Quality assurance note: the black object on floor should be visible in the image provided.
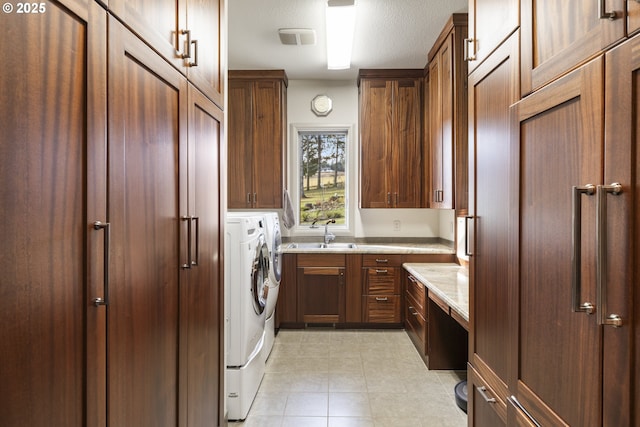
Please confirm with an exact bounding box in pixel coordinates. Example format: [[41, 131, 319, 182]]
[[455, 380, 467, 413]]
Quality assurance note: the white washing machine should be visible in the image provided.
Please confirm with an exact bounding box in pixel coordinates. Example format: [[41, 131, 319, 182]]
[[225, 215, 270, 421], [228, 212, 282, 359], [260, 212, 282, 359]]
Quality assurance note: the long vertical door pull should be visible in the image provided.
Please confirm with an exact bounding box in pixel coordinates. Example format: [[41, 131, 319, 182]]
[[596, 183, 623, 327], [93, 221, 110, 307], [571, 184, 595, 314]]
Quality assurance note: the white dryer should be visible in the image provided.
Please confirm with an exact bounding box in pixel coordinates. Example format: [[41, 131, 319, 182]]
[[259, 212, 282, 358], [225, 215, 270, 421]]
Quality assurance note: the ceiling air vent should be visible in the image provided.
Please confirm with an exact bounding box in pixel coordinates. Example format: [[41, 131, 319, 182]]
[[278, 28, 317, 46]]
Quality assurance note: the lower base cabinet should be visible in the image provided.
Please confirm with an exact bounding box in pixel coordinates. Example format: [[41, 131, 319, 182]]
[[297, 254, 346, 324], [468, 364, 507, 426]]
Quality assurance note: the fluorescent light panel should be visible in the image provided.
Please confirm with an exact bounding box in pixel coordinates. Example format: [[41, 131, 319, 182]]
[[326, 0, 355, 70]]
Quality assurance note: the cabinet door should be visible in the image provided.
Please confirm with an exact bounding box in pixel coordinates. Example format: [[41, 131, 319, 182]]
[[183, 84, 224, 427], [227, 79, 254, 208], [0, 2, 105, 425], [630, 1, 640, 35], [521, 0, 625, 95], [430, 36, 454, 208], [360, 79, 392, 208], [468, 365, 507, 426], [467, 0, 518, 74], [252, 80, 284, 209], [602, 36, 636, 427], [297, 267, 345, 324], [468, 32, 519, 409], [109, 0, 185, 72], [393, 78, 422, 207], [186, 0, 223, 107], [510, 58, 604, 426], [108, 17, 187, 426]]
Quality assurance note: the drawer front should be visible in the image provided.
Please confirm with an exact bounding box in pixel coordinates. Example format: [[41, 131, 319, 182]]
[[297, 253, 345, 267], [362, 254, 402, 267], [365, 267, 400, 294], [405, 298, 426, 353], [364, 295, 401, 323], [468, 364, 507, 425], [405, 274, 425, 312]]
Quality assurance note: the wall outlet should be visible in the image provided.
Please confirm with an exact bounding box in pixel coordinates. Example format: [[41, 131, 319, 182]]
[[393, 220, 401, 231]]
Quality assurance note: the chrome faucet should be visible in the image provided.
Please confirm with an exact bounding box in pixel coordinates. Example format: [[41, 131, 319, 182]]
[[324, 219, 336, 245]]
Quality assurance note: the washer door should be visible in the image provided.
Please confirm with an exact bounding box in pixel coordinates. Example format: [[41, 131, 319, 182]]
[[251, 239, 270, 315]]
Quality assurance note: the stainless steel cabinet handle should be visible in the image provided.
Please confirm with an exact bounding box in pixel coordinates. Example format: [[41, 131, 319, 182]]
[[375, 297, 389, 302], [598, 0, 616, 20], [408, 306, 418, 316], [375, 258, 389, 263], [395, 192, 398, 205], [387, 192, 391, 205], [463, 38, 476, 61], [192, 216, 200, 266], [181, 216, 192, 269], [188, 39, 199, 67], [408, 275, 417, 283], [179, 29, 192, 59], [375, 269, 388, 274], [477, 386, 496, 403], [509, 396, 542, 427], [92, 221, 110, 307], [596, 183, 623, 327], [247, 192, 251, 205], [464, 215, 473, 256], [571, 184, 595, 314]]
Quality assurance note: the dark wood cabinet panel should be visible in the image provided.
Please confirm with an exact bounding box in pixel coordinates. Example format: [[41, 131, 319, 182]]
[[428, 14, 468, 210], [183, 84, 224, 427], [521, 0, 626, 95], [468, 365, 507, 426], [276, 253, 300, 327], [108, 18, 186, 426], [109, 0, 223, 106], [467, 32, 519, 417], [0, 2, 106, 425], [467, 0, 518, 74], [228, 71, 286, 209], [359, 71, 423, 208]]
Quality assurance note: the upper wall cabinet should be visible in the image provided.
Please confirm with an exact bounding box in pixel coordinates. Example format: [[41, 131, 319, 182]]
[[359, 70, 423, 208], [228, 70, 287, 209], [466, 0, 519, 74], [428, 14, 468, 210], [521, 0, 625, 95], [109, 0, 224, 107]]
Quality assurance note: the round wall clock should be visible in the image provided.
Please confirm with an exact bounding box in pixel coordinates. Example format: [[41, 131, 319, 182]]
[[311, 94, 333, 116]]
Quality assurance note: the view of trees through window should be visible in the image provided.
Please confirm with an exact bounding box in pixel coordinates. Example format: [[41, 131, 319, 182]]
[[298, 131, 347, 225]]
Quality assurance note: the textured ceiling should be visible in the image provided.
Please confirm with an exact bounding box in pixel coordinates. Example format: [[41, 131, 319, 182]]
[[228, 0, 469, 81]]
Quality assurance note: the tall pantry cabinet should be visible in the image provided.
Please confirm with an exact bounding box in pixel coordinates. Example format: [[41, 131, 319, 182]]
[[0, 1, 226, 426]]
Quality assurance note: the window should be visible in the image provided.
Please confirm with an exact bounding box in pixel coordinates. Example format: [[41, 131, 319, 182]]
[[296, 128, 349, 227]]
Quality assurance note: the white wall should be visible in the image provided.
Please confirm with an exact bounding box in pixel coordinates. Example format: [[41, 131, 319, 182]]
[[284, 79, 454, 240]]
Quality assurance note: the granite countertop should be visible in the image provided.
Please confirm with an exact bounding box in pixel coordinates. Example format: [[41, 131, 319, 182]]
[[281, 241, 455, 255], [403, 263, 469, 321]]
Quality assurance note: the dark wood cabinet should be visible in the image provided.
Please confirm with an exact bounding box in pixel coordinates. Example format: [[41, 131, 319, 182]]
[[362, 255, 402, 323], [0, 3, 224, 425], [520, 0, 626, 95], [468, 364, 507, 426], [509, 51, 634, 425], [427, 14, 468, 210], [467, 31, 519, 425], [297, 254, 346, 324], [466, 0, 518, 74], [228, 70, 287, 209], [109, 0, 223, 106], [404, 273, 427, 356], [358, 70, 423, 208], [0, 2, 106, 425]]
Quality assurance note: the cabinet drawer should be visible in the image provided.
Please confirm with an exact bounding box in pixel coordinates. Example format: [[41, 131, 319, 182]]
[[468, 364, 507, 425], [363, 295, 401, 323], [405, 298, 426, 354], [362, 254, 402, 267], [405, 274, 425, 312], [364, 267, 400, 294]]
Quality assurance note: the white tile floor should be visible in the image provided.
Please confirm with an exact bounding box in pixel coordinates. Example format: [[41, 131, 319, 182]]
[[229, 329, 467, 427]]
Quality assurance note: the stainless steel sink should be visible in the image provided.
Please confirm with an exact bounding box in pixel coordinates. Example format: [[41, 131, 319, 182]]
[[287, 242, 357, 249]]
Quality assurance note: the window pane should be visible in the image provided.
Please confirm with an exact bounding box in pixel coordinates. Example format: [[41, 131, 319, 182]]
[[299, 131, 347, 226]]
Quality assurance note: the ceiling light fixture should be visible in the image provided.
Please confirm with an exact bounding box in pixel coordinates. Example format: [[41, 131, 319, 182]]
[[326, 0, 356, 70]]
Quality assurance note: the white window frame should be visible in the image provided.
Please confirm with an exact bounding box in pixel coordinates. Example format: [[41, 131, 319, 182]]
[[289, 123, 355, 236]]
